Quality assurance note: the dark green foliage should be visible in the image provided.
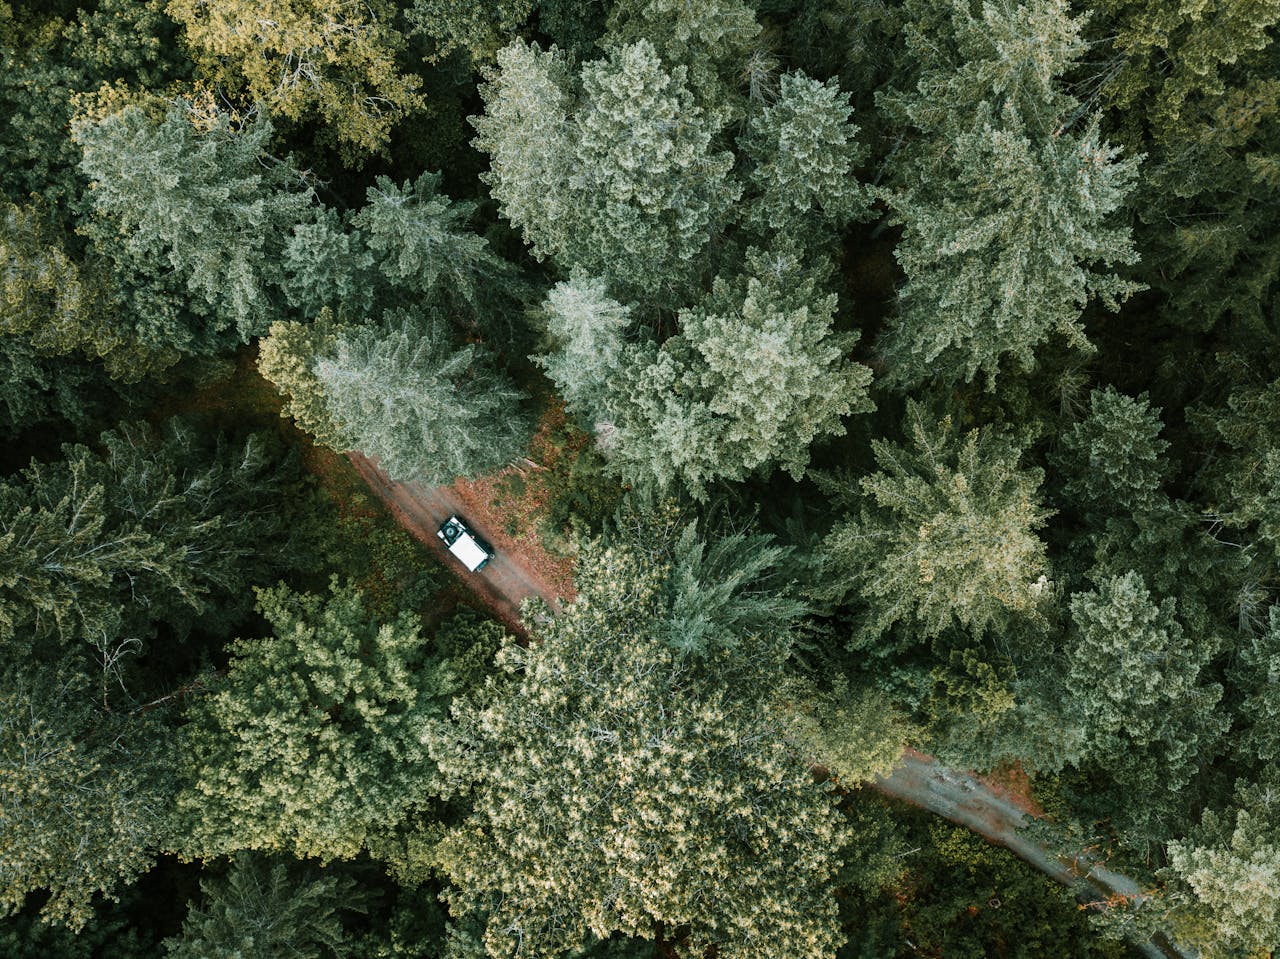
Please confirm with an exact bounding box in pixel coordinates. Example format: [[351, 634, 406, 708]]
[[164, 854, 368, 959], [0, 660, 176, 928], [0, 420, 318, 650]]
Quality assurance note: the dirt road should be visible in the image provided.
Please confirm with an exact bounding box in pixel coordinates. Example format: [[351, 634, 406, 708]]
[[347, 453, 564, 636], [349, 452, 1191, 959]]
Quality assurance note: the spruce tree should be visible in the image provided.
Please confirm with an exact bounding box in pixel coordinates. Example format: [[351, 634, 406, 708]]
[[178, 581, 451, 862], [314, 310, 529, 483], [818, 402, 1052, 646], [878, 0, 1141, 387]]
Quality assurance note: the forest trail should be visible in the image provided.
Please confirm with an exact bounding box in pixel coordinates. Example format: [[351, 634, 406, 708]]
[[350, 454, 1192, 959], [346, 453, 566, 636]]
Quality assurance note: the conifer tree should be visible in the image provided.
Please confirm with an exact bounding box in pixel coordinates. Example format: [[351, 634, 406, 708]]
[[818, 402, 1052, 646], [429, 540, 848, 959], [257, 312, 352, 450], [178, 581, 451, 862], [533, 270, 632, 413], [0, 662, 176, 928], [164, 854, 366, 959], [406, 0, 534, 63], [166, 0, 423, 159], [474, 39, 739, 307], [602, 248, 873, 496], [879, 0, 1141, 387], [314, 310, 529, 483], [73, 102, 315, 357], [739, 72, 870, 239]]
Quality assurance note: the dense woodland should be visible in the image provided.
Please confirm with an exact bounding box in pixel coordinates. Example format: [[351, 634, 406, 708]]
[[2, 0, 1279, 956]]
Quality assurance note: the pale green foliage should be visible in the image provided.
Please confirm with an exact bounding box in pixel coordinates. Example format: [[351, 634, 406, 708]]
[[406, 0, 534, 62], [474, 39, 739, 307], [740, 72, 870, 237], [430, 540, 848, 958], [602, 0, 762, 97], [73, 103, 315, 352], [605, 248, 873, 496], [1066, 571, 1220, 751], [879, 0, 1141, 386], [164, 854, 366, 959], [314, 310, 529, 482], [1057, 387, 1170, 517], [0, 663, 175, 929], [352, 171, 519, 315], [179, 581, 450, 862], [280, 209, 374, 317], [776, 676, 911, 785], [883, 110, 1141, 386], [1230, 606, 1280, 764], [257, 312, 351, 450], [167, 0, 423, 159], [1162, 770, 1280, 958], [819, 402, 1052, 645], [533, 270, 631, 412]]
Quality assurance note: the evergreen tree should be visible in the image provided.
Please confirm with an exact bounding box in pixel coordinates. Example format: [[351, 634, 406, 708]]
[[818, 402, 1052, 646], [879, 0, 1141, 387], [0, 661, 175, 928], [739, 72, 870, 240], [533, 270, 632, 414], [406, 0, 535, 63], [166, 0, 423, 159], [314, 310, 529, 483], [602, 248, 873, 496], [474, 39, 739, 307], [73, 102, 315, 359], [257, 312, 352, 450], [164, 854, 366, 959], [0, 421, 314, 648], [178, 581, 451, 862], [1161, 769, 1280, 958], [429, 539, 848, 959], [351, 171, 524, 327]]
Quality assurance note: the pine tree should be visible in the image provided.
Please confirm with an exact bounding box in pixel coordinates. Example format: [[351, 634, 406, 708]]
[[428, 539, 848, 959], [603, 247, 873, 496], [739, 72, 871, 239], [878, 0, 1141, 387], [818, 402, 1052, 646], [533, 269, 632, 413], [257, 312, 352, 450], [0, 661, 175, 928], [166, 0, 424, 159], [1161, 769, 1280, 957], [164, 854, 366, 959], [178, 581, 452, 862], [314, 310, 529, 483], [73, 101, 316, 357], [405, 0, 534, 63], [473, 39, 739, 308]]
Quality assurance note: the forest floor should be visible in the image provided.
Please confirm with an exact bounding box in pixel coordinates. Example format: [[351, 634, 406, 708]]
[[345, 452, 570, 637]]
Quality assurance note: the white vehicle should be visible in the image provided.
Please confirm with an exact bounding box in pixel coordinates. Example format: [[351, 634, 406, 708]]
[[436, 515, 494, 572]]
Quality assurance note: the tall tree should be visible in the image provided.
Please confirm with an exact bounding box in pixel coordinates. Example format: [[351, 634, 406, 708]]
[[166, 0, 423, 159], [73, 102, 316, 359], [878, 0, 1141, 387], [164, 854, 366, 959], [178, 581, 451, 862], [429, 538, 849, 959], [532, 270, 632, 414], [0, 661, 176, 928], [0, 421, 314, 648], [596, 247, 873, 496], [818, 402, 1052, 647], [314, 310, 530, 483], [473, 39, 739, 308]]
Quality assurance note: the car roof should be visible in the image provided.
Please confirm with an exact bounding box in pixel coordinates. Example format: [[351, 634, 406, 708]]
[[447, 530, 490, 571]]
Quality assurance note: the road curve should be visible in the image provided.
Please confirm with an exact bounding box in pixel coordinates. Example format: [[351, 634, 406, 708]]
[[349, 452, 1192, 959]]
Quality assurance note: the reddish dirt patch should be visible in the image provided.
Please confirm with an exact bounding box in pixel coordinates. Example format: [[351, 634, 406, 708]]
[[975, 761, 1047, 819]]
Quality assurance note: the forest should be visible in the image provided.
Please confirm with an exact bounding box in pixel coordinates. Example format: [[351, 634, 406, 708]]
[[1, 0, 1278, 957]]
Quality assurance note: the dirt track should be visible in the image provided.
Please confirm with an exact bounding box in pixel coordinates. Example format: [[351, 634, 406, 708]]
[[347, 453, 564, 636], [349, 452, 1191, 959]]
